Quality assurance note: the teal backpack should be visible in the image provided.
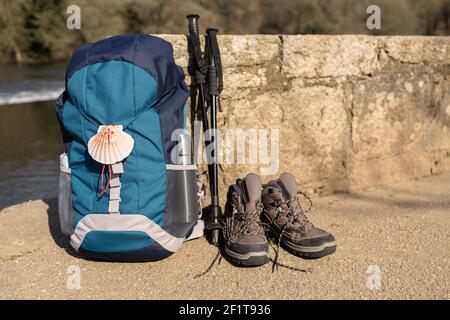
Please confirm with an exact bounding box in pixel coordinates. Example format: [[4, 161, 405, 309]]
[[55, 34, 202, 261]]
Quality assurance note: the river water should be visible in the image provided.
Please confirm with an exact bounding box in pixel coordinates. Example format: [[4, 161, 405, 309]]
[[0, 63, 66, 209]]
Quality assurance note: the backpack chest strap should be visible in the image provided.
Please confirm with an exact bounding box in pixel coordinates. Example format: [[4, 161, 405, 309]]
[[108, 162, 124, 214]]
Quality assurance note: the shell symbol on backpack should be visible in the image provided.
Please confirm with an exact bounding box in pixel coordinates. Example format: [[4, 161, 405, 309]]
[[87, 125, 134, 165]]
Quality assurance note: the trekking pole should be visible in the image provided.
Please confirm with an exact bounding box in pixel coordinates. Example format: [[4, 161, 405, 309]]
[[186, 14, 213, 183], [186, 14, 209, 135], [205, 28, 223, 245], [187, 14, 221, 244]]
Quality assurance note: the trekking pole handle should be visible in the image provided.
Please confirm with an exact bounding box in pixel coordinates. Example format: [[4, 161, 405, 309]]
[[186, 14, 207, 75], [186, 14, 200, 38]]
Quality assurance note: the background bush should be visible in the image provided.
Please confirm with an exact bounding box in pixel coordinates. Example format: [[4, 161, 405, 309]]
[[0, 0, 449, 63]]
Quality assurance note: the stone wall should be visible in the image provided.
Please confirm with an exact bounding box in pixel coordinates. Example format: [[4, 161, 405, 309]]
[[160, 35, 450, 200]]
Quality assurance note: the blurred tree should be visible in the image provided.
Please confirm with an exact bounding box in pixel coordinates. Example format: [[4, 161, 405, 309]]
[[121, 2, 145, 33], [259, 0, 332, 34], [0, 0, 81, 62], [202, 0, 262, 33], [71, 0, 126, 41], [0, 0, 448, 63], [0, 1, 23, 62], [17, 0, 75, 61], [414, 0, 450, 35]]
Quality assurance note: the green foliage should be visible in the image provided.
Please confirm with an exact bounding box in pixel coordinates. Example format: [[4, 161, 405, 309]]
[[0, 0, 81, 62], [18, 0, 64, 57], [0, 0, 448, 63], [0, 1, 23, 61], [121, 2, 145, 33]]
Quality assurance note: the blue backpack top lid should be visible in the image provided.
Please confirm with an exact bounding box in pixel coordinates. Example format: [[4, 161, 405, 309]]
[[66, 34, 185, 98]]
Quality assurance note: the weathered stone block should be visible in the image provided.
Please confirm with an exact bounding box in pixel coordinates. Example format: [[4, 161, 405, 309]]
[[379, 36, 450, 66], [219, 35, 280, 67], [348, 70, 450, 188], [282, 35, 379, 78], [279, 84, 348, 191], [351, 71, 440, 160]]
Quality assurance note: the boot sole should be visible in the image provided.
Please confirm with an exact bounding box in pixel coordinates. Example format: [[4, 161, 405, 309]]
[[224, 247, 269, 267], [281, 239, 337, 259], [266, 223, 337, 259]]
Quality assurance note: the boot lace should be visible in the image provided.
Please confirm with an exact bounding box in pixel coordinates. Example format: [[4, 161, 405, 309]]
[[224, 195, 264, 242], [266, 191, 314, 272]]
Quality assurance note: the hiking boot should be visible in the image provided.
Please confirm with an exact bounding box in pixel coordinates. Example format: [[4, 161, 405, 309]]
[[261, 172, 336, 259], [223, 173, 269, 266]]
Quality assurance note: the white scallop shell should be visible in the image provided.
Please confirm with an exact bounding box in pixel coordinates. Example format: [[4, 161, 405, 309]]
[[87, 125, 134, 165]]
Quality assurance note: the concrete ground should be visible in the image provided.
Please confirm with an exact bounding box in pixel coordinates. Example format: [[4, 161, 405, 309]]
[[0, 174, 449, 300]]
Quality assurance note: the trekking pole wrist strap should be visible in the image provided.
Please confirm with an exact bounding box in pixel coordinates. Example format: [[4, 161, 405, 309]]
[[205, 28, 223, 97]]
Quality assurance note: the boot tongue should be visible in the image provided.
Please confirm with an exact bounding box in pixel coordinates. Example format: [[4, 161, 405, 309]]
[[277, 172, 298, 200], [243, 173, 262, 213], [243, 173, 262, 202]]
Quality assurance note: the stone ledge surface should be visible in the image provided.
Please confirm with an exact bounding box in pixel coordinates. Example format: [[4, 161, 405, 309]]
[[1, 173, 448, 299]]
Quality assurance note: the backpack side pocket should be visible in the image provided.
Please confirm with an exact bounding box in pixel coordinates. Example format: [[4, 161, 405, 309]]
[[164, 164, 200, 238], [58, 153, 74, 236]]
